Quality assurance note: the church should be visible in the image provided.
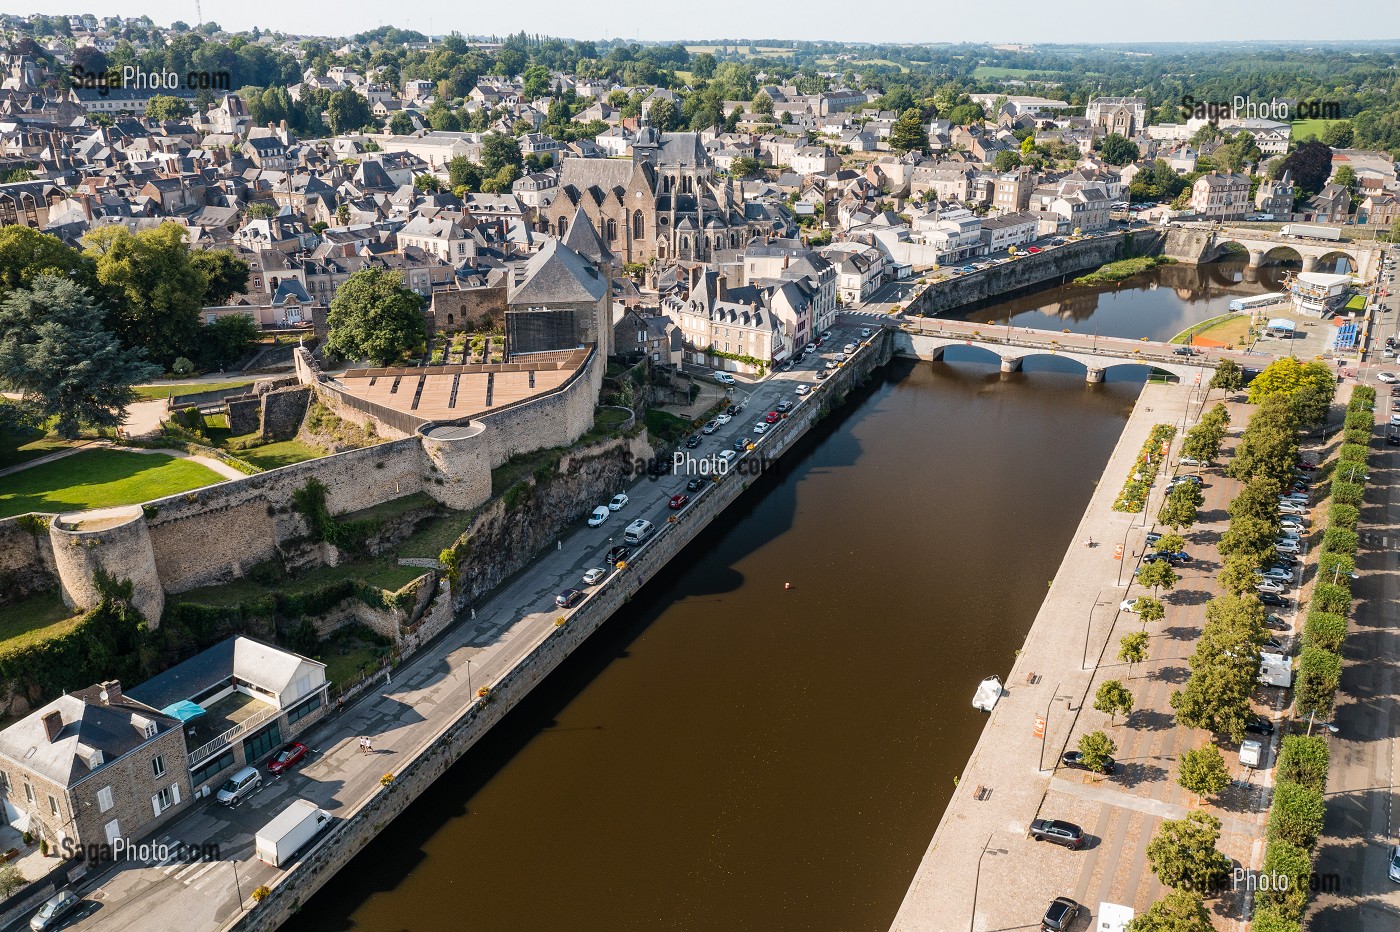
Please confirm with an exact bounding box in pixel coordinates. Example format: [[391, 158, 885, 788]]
[[541, 129, 785, 266]]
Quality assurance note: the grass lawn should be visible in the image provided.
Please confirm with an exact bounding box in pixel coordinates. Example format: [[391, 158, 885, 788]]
[[0, 590, 85, 657], [173, 557, 427, 609], [133, 380, 254, 401], [1182, 313, 1254, 348], [235, 439, 327, 470], [397, 511, 475, 560], [973, 65, 1040, 79], [645, 408, 693, 444], [0, 449, 225, 518], [322, 643, 385, 687], [1292, 119, 1347, 141], [0, 429, 74, 470]]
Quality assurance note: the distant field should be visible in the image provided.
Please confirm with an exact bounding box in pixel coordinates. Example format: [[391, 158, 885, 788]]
[[816, 57, 908, 72], [0, 449, 224, 518], [973, 65, 1038, 79], [684, 45, 793, 58], [1291, 118, 1347, 141]]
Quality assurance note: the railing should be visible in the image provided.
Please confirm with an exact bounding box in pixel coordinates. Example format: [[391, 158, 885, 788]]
[[187, 704, 280, 765], [897, 318, 1263, 367]]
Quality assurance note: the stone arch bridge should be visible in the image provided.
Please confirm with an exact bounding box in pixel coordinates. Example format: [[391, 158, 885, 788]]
[[1165, 224, 1382, 278]]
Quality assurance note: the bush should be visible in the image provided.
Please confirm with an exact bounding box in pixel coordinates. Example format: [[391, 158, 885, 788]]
[[1330, 480, 1364, 506], [1343, 409, 1373, 431], [1257, 840, 1311, 919], [1328, 502, 1359, 530], [1277, 734, 1330, 792], [1316, 551, 1356, 587], [171, 356, 195, 375], [1295, 647, 1342, 719], [1302, 611, 1347, 653], [1311, 581, 1352, 615], [1350, 385, 1376, 406], [1267, 781, 1325, 849], [1251, 905, 1302, 932], [1342, 427, 1372, 446], [1337, 442, 1369, 464], [1321, 526, 1358, 556]]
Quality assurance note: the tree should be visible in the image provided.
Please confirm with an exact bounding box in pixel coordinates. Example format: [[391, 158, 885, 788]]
[[1135, 596, 1165, 624], [1119, 631, 1149, 677], [198, 315, 258, 370], [1126, 889, 1214, 932], [1077, 730, 1116, 773], [1322, 121, 1354, 149], [84, 222, 207, 366], [1145, 811, 1230, 893], [1268, 781, 1325, 849], [388, 111, 414, 135], [1295, 646, 1342, 719], [1177, 744, 1230, 798], [145, 94, 191, 122], [0, 862, 22, 900], [1099, 133, 1139, 166], [647, 97, 679, 132], [190, 249, 250, 306], [413, 173, 441, 192], [692, 52, 717, 80], [1181, 420, 1224, 464], [1277, 734, 1329, 792], [0, 226, 98, 296], [1153, 533, 1186, 555], [448, 156, 482, 194], [325, 268, 426, 365], [1218, 553, 1263, 596], [326, 88, 372, 135], [1094, 679, 1134, 723], [1281, 141, 1332, 196], [1136, 558, 1179, 597], [993, 150, 1021, 172], [730, 156, 765, 178], [889, 108, 928, 155], [750, 92, 774, 116], [1158, 481, 1201, 529], [1209, 358, 1244, 396], [1258, 840, 1311, 918], [0, 275, 160, 439], [480, 132, 522, 175]]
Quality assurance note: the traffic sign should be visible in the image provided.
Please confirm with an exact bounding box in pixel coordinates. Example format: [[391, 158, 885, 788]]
[[1113, 544, 1124, 561], [1033, 717, 1046, 738]]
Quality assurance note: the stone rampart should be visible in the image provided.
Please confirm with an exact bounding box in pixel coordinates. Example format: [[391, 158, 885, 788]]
[[48, 507, 163, 623], [0, 518, 57, 605]]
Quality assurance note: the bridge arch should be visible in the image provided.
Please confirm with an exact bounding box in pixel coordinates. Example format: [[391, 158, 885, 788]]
[[1311, 250, 1357, 275], [1260, 244, 1303, 267]]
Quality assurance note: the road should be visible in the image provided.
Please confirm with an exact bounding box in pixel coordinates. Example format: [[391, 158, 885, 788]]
[[47, 324, 871, 932], [1307, 247, 1400, 928]]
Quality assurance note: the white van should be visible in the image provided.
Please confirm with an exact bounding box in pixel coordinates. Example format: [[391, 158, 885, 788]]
[[623, 519, 654, 544], [843, 343, 857, 354]]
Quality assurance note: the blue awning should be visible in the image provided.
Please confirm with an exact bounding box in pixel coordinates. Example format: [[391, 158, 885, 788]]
[[161, 700, 207, 723], [1266, 318, 1295, 331]]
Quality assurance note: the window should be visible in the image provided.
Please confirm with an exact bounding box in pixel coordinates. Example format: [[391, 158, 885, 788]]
[[97, 786, 114, 813], [244, 722, 283, 762], [151, 755, 165, 779], [152, 786, 173, 815], [190, 751, 236, 787], [285, 693, 322, 727], [24, 782, 33, 805], [48, 795, 59, 817]]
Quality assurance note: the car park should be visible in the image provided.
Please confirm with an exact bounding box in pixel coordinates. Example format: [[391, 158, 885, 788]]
[[556, 588, 584, 608], [582, 567, 607, 585], [1028, 819, 1085, 849], [588, 506, 610, 527], [609, 494, 629, 511], [668, 494, 689, 510], [702, 420, 719, 434], [1062, 750, 1117, 774], [268, 742, 308, 775], [1041, 897, 1080, 932], [606, 545, 630, 565]]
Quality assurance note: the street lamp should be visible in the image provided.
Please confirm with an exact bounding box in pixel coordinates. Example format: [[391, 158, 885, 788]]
[[231, 861, 246, 911], [1084, 588, 1108, 671], [466, 657, 473, 698], [969, 835, 1008, 932]]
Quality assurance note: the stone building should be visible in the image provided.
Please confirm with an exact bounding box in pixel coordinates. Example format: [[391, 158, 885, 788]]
[[541, 129, 784, 265], [0, 681, 192, 856], [1086, 97, 1146, 137], [1190, 171, 1251, 221]]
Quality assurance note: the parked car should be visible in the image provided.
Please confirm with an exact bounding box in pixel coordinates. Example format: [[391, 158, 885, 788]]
[[1170, 474, 1203, 487], [1278, 502, 1307, 515], [582, 567, 607, 585], [1041, 897, 1081, 932], [1245, 716, 1276, 736], [668, 494, 689, 510], [734, 437, 750, 451], [1120, 598, 1144, 613], [718, 449, 738, 466], [609, 494, 629, 511], [1179, 456, 1203, 466], [716, 413, 732, 425], [1389, 431, 1400, 447], [1381, 372, 1399, 384], [1062, 750, 1117, 774], [1262, 567, 1297, 583], [1274, 540, 1301, 554], [1389, 843, 1400, 883], [765, 411, 781, 424], [775, 401, 793, 414], [1028, 819, 1085, 849], [29, 891, 80, 932], [687, 477, 705, 492], [752, 422, 768, 434], [217, 766, 263, 805], [702, 420, 719, 435], [268, 742, 308, 775], [685, 434, 702, 449], [588, 506, 610, 527], [1264, 614, 1290, 631], [556, 588, 583, 608], [605, 545, 630, 565], [1145, 532, 1162, 546], [804, 342, 817, 353], [714, 372, 735, 384], [816, 369, 828, 379], [1259, 592, 1290, 607], [1256, 579, 1288, 595], [795, 384, 810, 395], [861, 328, 873, 337]]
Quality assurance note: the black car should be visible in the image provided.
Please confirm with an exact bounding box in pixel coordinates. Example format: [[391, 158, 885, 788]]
[[1245, 716, 1276, 736], [1170, 474, 1203, 487], [686, 476, 705, 492], [1062, 750, 1116, 774], [649, 457, 673, 476], [1258, 592, 1289, 608], [775, 401, 793, 414], [1041, 897, 1080, 932], [555, 588, 583, 608], [727, 405, 739, 416], [1028, 819, 1084, 849], [734, 437, 749, 451], [684, 435, 702, 449], [1388, 431, 1400, 446], [1272, 553, 1299, 567], [605, 545, 630, 565], [1263, 614, 1290, 632]]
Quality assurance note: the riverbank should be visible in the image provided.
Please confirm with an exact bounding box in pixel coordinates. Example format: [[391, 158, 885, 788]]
[[889, 378, 1200, 932], [1072, 255, 1175, 286]]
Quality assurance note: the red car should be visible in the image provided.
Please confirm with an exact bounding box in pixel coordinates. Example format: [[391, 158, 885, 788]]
[[268, 742, 308, 775], [764, 411, 781, 424], [1027, 246, 1043, 253], [668, 494, 689, 509]]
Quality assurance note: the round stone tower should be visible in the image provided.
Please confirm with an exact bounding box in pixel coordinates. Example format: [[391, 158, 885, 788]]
[[48, 506, 165, 626]]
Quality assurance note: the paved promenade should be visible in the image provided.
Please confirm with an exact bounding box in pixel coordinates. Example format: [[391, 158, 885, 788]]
[[889, 379, 1204, 932]]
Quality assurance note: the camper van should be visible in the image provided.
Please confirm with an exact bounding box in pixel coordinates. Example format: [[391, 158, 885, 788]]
[[623, 519, 654, 544]]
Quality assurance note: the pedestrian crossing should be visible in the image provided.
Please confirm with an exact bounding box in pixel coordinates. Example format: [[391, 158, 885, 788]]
[[143, 836, 234, 891]]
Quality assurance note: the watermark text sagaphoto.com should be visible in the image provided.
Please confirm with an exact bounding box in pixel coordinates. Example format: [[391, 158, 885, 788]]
[[70, 65, 231, 97], [60, 836, 220, 864], [1180, 95, 1340, 123]]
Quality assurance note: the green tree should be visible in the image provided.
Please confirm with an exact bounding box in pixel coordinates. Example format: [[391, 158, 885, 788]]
[[1126, 890, 1213, 932], [1322, 121, 1354, 149], [1158, 481, 1201, 529], [1136, 597, 1165, 624], [1119, 631, 1149, 677], [889, 108, 928, 155], [1295, 647, 1342, 719], [1218, 553, 1262, 596], [0, 275, 160, 439], [1209, 359, 1244, 396], [1153, 533, 1186, 555], [448, 156, 482, 193], [480, 132, 523, 175], [730, 156, 765, 178], [1094, 679, 1134, 723], [145, 94, 191, 121], [993, 150, 1021, 172], [1177, 744, 1230, 798], [1098, 133, 1139, 166], [1136, 558, 1179, 597], [84, 222, 208, 365], [190, 249, 250, 306], [1258, 840, 1311, 918], [647, 97, 679, 131], [388, 111, 414, 135], [1077, 730, 1117, 772], [1145, 811, 1230, 893], [413, 173, 441, 192], [0, 226, 99, 296], [1268, 781, 1325, 849], [1181, 420, 1224, 464], [198, 315, 258, 370], [326, 88, 373, 135], [325, 268, 426, 366], [1276, 734, 1329, 792], [750, 92, 774, 116]]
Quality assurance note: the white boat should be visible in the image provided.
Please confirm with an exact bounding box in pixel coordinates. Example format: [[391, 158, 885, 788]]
[[972, 676, 1003, 712]]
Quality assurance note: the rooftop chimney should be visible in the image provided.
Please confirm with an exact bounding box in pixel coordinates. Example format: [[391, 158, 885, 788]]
[[99, 680, 121, 704], [42, 710, 63, 743]]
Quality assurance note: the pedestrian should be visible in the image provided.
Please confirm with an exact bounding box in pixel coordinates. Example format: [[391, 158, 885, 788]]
[[385, 668, 391, 686], [364, 737, 374, 754], [336, 695, 344, 715], [557, 540, 562, 552], [358, 737, 367, 754], [470, 607, 476, 621]]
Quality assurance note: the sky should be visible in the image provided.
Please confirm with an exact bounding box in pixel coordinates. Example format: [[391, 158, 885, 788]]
[[19, 0, 1400, 45]]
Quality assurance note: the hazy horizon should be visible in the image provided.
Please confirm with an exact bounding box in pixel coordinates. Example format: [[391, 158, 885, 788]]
[[15, 1, 1400, 46]]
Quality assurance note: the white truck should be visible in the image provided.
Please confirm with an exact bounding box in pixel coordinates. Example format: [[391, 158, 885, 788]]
[[1281, 223, 1343, 241], [255, 798, 331, 867]]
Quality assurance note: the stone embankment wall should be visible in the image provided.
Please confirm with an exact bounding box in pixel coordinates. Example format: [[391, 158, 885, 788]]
[[908, 230, 1164, 317], [0, 520, 56, 605], [219, 329, 895, 932]]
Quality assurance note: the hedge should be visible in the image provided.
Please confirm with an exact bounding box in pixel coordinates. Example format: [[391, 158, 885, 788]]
[[1337, 442, 1369, 464], [1277, 734, 1330, 792], [1258, 840, 1311, 919], [1328, 502, 1359, 530], [1321, 526, 1358, 556], [1343, 409, 1373, 431], [1251, 907, 1302, 932], [1302, 611, 1347, 653], [1349, 385, 1376, 407], [1316, 551, 1356, 586], [1295, 647, 1342, 719], [1330, 480, 1364, 506], [1342, 427, 1372, 446], [1311, 581, 1352, 615], [1267, 781, 1326, 849]]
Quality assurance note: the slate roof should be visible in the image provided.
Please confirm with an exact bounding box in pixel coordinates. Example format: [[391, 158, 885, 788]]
[[510, 238, 608, 305], [0, 690, 175, 788]]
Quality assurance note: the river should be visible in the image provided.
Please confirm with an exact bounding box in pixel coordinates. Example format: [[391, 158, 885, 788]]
[[300, 262, 1272, 932]]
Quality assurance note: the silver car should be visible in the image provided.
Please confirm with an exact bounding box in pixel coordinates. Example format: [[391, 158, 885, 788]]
[[30, 891, 80, 931], [1389, 844, 1400, 883]]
